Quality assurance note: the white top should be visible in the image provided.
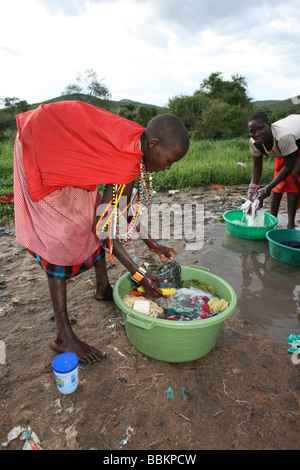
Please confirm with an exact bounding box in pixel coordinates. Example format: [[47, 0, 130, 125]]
[[250, 114, 300, 158]]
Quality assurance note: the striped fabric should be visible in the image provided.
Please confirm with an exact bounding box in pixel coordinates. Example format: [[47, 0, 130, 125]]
[[28, 246, 105, 280]]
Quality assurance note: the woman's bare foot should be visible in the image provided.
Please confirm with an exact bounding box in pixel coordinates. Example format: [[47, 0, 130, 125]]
[[50, 331, 107, 364], [47, 277, 107, 364], [95, 283, 113, 301]]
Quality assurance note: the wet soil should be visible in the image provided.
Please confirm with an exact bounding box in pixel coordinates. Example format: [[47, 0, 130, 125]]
[[0, 184, 299, 451]]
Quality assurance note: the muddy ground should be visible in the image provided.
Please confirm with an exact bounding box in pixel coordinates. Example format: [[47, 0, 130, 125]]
[[0, 184, 299, 452]]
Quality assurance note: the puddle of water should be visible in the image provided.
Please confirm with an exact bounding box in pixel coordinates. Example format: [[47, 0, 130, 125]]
[[176, 224, 300, 344]]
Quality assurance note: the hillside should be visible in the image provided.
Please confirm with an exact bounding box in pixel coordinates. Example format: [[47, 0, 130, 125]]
[[253, 96, 300, 120], [1, 92, 300, 138], [29, 93, 162, 115], [0, 94, 162, 134], [37, 94, 300, 116]]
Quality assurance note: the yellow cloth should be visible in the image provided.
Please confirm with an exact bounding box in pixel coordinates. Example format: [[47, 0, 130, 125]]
[[208, 298, 229, 313], [137, 286, 176, 296]]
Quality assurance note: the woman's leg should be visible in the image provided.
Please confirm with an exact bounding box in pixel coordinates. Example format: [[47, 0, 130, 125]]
[[287, 192, 298, 229], [270, 191, 283, 218], [290, 155, 300, 229], [48, 277, 107, 363], [94, 257, 113, 301]]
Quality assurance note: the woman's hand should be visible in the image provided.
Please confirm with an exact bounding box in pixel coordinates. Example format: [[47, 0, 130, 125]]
[[137, 223, 177, 261], [148, 241, 177, 261], [139, 272, 164, 298], [257, 186, 271, 200]]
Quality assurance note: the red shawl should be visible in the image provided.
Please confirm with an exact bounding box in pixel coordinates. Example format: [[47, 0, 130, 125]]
[[16, 101, 145, 201]]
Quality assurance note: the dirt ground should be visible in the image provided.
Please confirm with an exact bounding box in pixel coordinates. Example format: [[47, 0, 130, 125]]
[[0, 184, 299, 452]]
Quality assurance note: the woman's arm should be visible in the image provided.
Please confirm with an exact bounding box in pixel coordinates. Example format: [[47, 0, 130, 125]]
[[258, 151, 298, 199], [251, 153, 263, 185], [99, 184, 163, 298], [248, 154, 263, 201], [112, 182, 177, 260]]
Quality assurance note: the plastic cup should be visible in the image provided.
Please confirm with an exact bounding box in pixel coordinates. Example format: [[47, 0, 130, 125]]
[[52, 353, 79, 394]]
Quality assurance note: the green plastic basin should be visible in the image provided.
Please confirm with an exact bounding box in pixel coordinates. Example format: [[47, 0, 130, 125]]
[[113, 265, 237, 363], [223, 209, 278, 240], [266, 229, 300, 266]]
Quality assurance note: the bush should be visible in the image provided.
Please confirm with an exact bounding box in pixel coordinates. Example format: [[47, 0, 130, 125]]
[[195, 100, 250, 139]]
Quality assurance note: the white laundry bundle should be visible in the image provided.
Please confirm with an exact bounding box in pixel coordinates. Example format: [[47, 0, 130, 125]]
[[241, 199, 265, 227]]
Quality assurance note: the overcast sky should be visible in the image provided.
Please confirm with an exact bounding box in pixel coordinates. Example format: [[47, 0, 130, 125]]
[[1, 0, 300, 107]]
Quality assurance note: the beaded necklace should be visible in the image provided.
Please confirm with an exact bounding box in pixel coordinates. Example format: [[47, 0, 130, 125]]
[[116, 189, 142, 247], [96, 160, 154, 261], [138, 160, 154, 207], [96, 184, 126, 261]]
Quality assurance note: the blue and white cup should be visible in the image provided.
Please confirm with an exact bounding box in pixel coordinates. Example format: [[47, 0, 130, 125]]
[[52, 353, 79, 394]]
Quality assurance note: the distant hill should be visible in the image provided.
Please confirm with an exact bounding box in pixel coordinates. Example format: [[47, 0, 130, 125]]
[[1, 92, 300, 137], [0, 94, 162, 134], [253, 97, 300, 121], [30, 93, 162, 115]]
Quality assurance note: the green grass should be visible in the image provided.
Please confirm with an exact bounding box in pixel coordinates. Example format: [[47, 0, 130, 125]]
[[153, 137, 275, 190], [0, 138, 15, 220], [0, 136, 275, 220]]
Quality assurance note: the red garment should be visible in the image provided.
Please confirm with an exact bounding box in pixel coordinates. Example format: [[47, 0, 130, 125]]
[[273, 149, 300, 209], [16, 101, 145, 202], [14, 135, 103, 265]]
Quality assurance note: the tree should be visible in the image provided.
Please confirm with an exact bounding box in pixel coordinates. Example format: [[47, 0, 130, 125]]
[[0, 97, 29, 114], [1, 97, 19, 109], [118, 103, 136, 122], [135, 105, 159, 127], [0, 98, 29, 136], [200, 72, 252, 108], [62, 69, 111, 100], [166, 72, 254, 139], [62, 83, 83, 98], [88, 80, 110, 100], [118, 103, 160, 126], [0, 97, 28, 112], [196, 100, 250, 139], [167, 92, 210, 132]]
